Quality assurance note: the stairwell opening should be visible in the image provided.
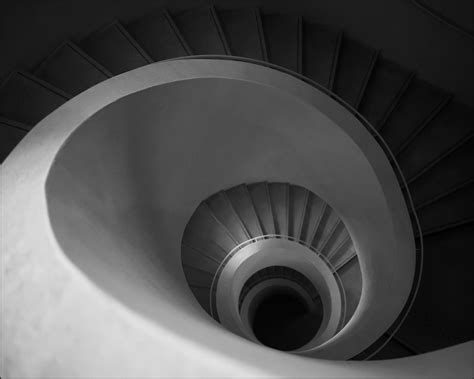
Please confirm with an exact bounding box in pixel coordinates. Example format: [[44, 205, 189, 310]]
[[241, 266, 324, 351]]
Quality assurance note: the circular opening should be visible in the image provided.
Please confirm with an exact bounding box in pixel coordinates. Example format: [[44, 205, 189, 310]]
[[251, 286, 322, 351]]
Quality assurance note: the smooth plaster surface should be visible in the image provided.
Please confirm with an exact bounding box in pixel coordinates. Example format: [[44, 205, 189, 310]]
[[2, 59, 472, 377]]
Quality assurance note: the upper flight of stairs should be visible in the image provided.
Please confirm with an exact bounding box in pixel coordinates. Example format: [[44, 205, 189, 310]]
[[0, 5, 472, 360]]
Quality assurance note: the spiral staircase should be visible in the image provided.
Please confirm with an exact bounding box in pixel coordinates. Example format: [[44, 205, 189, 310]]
[[1, 3, 473, 377]]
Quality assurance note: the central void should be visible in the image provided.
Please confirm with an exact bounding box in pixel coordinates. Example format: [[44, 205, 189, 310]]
[[252, 287, 322, 351]]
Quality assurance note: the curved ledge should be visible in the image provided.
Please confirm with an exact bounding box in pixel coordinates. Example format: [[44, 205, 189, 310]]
[[0, 58, 437, 375]]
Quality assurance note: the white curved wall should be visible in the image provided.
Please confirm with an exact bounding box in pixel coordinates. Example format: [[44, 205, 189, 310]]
[[2, 59, 472, 377]]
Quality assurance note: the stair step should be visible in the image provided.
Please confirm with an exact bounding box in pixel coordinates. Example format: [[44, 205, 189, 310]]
[[0, 117, 28, 162], [247, 182, 275, 235], [268, 183, 289, 236], [218, 8, 266, 60], [127, 10, 190, 61], [398, 101, 474, 182], [330, 240, 356, 270], [312, 207, 340, 251], [369, 336, 416, 359], [207, 192, 250, 243], [358, 58, 412, 128], [409, 138, 474, 208], [173, 7, 229, 55], [181, 245, 220, 274], [188, 286, 212, 314], [396, 222, 474, 353], [183, 203, 238, 254], [0, 71, 70, 125], [337, 256, 362, 324], [300, 194, 325, 245], [380, 78, 448, 153], [321, 223, 349, 258], [225, 185, 263, 238], [288, 185, 309, 239], [303, 22, 341, 89], [417, 183, 474, 234], [80, 21, 153, 75], [33, 41, 112, 96], [333, 37, 378, 108], [261, 14, 301, 73], [183, 265, 214, 288]]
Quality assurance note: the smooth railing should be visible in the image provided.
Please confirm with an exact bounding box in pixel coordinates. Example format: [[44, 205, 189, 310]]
[[168, 55, 423, 359], [207, 234, 347, 338]]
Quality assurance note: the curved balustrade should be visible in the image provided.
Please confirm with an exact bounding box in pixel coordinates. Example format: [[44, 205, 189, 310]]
[[168, 55, 423, 359], [208, 234, 347, 335]]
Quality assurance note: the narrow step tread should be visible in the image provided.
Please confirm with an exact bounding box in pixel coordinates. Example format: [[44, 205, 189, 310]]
[[300, 194, 325, 245], [333, 37, 378, 108], [207, 192, 250, 243], [268, 182, 289, 235], [303, 22, 342, 89], [247, 182, 276, 235], [337, 256, 362, 324], [127, 10, 191, 61], [312, 207, 340, 251], [80, 21, 153, 75], [225, 184, 263, 238], [262, 14, 301, 73], [288, 185, 309, 239], [0, 71, 70, 125], [218, 8, 266, 60], [34, 41, 112, 95], [173, 7, 230, 55], [183, 203, 238, 253]]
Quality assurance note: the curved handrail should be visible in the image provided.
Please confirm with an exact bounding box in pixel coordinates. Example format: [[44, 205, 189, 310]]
[[168, 55, 423, 359], [207, 234, 347, 341]]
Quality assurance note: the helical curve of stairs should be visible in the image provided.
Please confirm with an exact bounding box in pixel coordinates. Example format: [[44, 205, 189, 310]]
[[1, 4, 473, 378]]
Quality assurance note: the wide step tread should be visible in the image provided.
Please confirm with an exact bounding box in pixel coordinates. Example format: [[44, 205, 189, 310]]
[[417, 183, 474, 234], [409, 137, 474, 208], [127, 10, 190, 61], [34, 41, 111, 96], [380, 79, 448, 153], [395, 223, 474, 352], [0, 117, 28, 162], [262, 14, 301, 72], [0, 71, 70, 125], [173, 7, 229, 55], [333, 37, 377, 108], [359, 58, 412, 129], [398, 101, 474, 182], [303, 22, 341, 89], [218, 8, 266, 60], [80, 21, 152, 75]]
